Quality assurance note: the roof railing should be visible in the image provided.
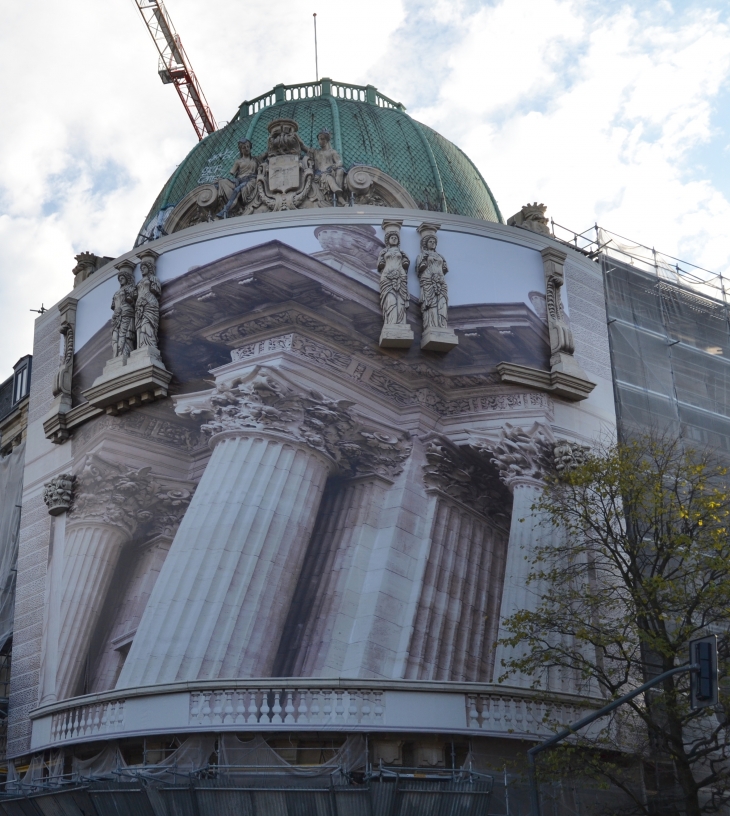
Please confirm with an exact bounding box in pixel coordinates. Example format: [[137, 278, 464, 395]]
[[239, 79, 406, 118], [551, 219, 727, 300]]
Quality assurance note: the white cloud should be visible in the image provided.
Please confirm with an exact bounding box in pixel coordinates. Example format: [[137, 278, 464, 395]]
[[1, 0, 730, 379], [411, 2, 730, 270]]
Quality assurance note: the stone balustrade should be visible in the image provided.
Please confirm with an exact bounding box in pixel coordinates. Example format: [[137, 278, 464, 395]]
[[189, 688, 385, 728], [50, 700, 125, 743], [29, 681, 597, 752]]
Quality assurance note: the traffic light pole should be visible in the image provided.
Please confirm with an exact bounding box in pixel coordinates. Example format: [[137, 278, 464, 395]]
[[527, 663, 699, 816]]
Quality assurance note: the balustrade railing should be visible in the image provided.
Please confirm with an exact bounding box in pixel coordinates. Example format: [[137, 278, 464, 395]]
[[35, 683, 595, 749], [50, 699, 125, 743], [467, 692, 585, 736], [240, 79, 405, 117], [189, 687, 384, 727]]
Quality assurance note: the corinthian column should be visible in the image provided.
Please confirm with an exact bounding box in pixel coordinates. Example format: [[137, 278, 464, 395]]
[[117, 367, 409, 687], [54, 457, 161, 700], [474, 423, 553, 688]]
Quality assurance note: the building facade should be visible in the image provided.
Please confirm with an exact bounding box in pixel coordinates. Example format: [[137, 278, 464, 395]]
[[0, 80, 633, 814]]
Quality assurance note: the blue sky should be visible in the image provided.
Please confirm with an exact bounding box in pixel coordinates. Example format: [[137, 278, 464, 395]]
[[1, 0, 729, 378]]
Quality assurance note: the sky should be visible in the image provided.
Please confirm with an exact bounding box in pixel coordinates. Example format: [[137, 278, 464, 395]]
[[1, 0, 730, 379]]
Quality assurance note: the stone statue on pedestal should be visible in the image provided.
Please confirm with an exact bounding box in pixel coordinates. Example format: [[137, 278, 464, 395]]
[[136, 250, 163, 355], [377, 220, 413, 348], [416, 223, 458, 352], [111, 261, 137, 361]]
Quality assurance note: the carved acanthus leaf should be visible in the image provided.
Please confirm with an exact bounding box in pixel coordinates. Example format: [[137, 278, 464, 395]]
[[554, 439, 590, 475], [186, 370, 411, 478], [423, 440, 510, 523], [149, 487, 194, 539], [69, 454, 194, 538], [43, 474, 75, 516], [472, 422, 554, 487]]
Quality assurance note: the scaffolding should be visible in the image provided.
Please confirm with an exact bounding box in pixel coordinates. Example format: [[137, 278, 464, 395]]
[[550, 221, 730, 453]]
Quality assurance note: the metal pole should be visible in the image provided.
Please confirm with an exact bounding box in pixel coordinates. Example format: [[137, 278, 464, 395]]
[[528, 663, 697, 816], [313, 13, 319, 82]]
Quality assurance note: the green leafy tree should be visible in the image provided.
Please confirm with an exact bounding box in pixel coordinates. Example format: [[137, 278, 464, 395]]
[[500, 434, 730, 815]]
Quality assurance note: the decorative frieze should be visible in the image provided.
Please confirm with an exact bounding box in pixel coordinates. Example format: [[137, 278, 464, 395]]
[[220, 323, 552, 418], [417, 223, 458, 352], [43, 474, 75, 516]]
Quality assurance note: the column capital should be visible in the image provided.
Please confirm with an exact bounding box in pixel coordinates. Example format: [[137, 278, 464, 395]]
[[175, 367, 412, 479], [68, 453, 193, 539], [554, 438, 590, 475], [422, 439, 510, 525], [43, 474, 76, 516], [471, 422, 553, 490]]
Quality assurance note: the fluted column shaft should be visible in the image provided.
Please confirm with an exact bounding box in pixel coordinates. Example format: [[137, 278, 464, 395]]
[[491, 478, 544, 686], [405, 496, 508, 682], [56, 521, 129, 699], [117, 430, 332, 687], [39, 513, 65, 705], [273, 474, 392, 677]]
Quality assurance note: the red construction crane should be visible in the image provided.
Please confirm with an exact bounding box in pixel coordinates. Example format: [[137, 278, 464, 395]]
[[131, 0, 217, 141]]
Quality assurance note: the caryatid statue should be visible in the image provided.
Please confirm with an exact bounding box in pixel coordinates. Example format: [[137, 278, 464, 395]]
[[111, 260, 137, 361], [217, 140, 260, 219], [416, 223, 458, 351], [377, 219, 414, 348], [135, 249, 163, 355], [310, 129, 346, 206]]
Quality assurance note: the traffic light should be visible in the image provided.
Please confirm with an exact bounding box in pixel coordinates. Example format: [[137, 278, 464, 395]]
[[690, 635, 719, 709]]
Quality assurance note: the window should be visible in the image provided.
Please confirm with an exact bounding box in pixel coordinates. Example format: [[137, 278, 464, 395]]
[[11, 357, 31, 406]]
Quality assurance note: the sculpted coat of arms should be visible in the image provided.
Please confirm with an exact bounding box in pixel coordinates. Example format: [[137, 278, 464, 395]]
[[217, 119, 347, 216], [158, 118, 420, 237]]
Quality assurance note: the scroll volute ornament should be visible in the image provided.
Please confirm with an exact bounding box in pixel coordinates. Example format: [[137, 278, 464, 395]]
[[43, 295, 78, 444], [52, 322, 74, 400], [542, 247, 575, 365]]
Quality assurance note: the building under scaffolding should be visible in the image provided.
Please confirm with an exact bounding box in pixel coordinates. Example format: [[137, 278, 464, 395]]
[[0, 78, 724, 816]]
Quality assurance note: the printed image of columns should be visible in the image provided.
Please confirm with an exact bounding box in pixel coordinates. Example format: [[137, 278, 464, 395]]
[[53, 455, 159, 700], [116, 379, 338, 687]]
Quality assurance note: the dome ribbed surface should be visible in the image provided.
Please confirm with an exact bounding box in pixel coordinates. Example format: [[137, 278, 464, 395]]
[[142, 83, 502, 231]]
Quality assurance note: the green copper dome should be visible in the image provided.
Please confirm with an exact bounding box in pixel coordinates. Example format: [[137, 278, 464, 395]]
[[140, 80, 502, 239]]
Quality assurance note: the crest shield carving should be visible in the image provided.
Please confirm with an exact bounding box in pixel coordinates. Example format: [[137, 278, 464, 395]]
[[268, 154, 301, 194]]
